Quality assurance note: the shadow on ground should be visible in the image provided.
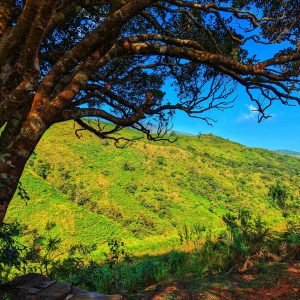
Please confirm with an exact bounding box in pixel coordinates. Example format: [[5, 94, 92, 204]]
[[140, 261, 300, 300]]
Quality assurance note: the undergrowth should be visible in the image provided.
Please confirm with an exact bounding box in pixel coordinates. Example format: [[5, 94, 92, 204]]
[[1, 208, 299, 296]]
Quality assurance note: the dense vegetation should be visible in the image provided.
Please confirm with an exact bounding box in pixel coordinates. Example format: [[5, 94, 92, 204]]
[[2, 121, 300, 295], [1, 0, 300, 226]]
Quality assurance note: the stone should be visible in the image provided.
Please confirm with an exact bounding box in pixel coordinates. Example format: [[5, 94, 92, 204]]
[[36, 282, 72, 299], [4, 273, 54, 289], [0, 274, 123, 300]]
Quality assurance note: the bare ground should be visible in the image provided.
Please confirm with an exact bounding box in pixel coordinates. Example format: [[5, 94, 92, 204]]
[[141, 261, 300, 300]]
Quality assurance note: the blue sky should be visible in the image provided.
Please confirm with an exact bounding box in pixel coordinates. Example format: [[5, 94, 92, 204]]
[[169, 90, 300, 152], [163, 40, 300, 152]]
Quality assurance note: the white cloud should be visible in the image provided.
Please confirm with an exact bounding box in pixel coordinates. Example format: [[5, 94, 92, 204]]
[[237, 105, 259, 123], [236, 104, 276, 123]]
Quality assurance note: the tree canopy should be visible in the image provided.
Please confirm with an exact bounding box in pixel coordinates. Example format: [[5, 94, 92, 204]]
[[0, 0, 299, 222]]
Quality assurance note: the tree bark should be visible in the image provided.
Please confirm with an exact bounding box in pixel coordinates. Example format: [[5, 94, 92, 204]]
[[0, 0, 12, 39], [0, 112, 48, 223]]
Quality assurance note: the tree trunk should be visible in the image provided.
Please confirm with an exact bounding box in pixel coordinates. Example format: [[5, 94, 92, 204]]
[[0, 154, 27, 223], [0, 112, 48, 223], [0, 1, 12, 39]]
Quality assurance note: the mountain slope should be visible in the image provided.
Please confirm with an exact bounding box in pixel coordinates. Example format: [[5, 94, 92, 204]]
[[6, 122, 300, 255], [274, 150, 300, 158]]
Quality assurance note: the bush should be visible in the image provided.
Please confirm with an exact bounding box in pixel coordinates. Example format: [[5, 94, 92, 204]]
[[0, 223, 25, 281], [268, 182, 289, 208], [60, 240, 132, 294], [156, 156, 166, 166], [0, 223, 97, 282], [69, 188, 92, 206], [96, 204, 123, 221], [221, 210, 271, 271], [59, 182, 76, 195], [123, 162, 135, 171], [45, 222, 56, 231], [124, 184, 137, 194], [35, 161, 51, 179], [122, 214, 156, 237]]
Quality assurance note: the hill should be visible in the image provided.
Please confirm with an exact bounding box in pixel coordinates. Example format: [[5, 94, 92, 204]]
[[274, 149, 300, 158], [6, 122, 300, 256]]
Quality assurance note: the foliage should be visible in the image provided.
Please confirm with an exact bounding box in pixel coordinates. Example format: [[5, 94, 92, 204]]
[[221, 210, 271, 271], [6, 122, 300, 255], [16, 182, 30, 204], [0, 224, 96, 283], [1, 123, 299, 295], [2, 214, 300, 297], [268, 182, 289, 208], [0, 0, 299, 227], [0, 223, 25, 281], [123, 162, 136, 172], [104, 240, 133, 268], [175, 210, 270, 274]]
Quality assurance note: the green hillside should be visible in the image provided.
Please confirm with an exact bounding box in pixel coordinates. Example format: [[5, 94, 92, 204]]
[[6, 121, 300, 256], [274, 149, 300, 158]]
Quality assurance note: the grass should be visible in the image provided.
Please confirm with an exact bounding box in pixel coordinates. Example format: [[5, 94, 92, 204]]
[[5, 121, 300, 257]]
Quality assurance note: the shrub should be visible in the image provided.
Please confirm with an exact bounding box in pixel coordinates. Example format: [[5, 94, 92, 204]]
[[35, 161, 51, 179], [218, 210, 271, 272], [27, 151, 37, 167], [0, 223, 97, 282], [268, 182, 289, 208], [124, 184, 137, 194], [16, 182, 30, 204], [59, 182, 76, 195], [122, 214, 156, 237], [0, 223, 25, 281], [123, 162, 135, 171], [105, 240, 132, 268], [156, 156, 166, 166], [69, 189, 92, 206], [45, 222, 56, 231], [96, 205, 123, 221]]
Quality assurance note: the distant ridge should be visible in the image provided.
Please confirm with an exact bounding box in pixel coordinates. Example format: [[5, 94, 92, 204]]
[[274, 149, 300, 157]]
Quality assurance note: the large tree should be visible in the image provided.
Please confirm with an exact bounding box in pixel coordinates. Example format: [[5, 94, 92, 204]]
[[0, 0, 299, 223]]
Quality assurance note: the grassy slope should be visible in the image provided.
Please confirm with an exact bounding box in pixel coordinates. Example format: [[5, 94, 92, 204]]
[[6, 122, 300, 255]]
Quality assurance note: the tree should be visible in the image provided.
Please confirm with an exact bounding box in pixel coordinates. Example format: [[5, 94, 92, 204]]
[[0, 0, 299, 223]]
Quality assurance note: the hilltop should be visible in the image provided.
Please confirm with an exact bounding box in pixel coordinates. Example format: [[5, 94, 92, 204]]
[[6, 121, 300, 255]]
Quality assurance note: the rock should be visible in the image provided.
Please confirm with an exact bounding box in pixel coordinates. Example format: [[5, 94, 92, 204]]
[[3, 273, 55, 291], [36, 282, 71, 299], [0, 274, 123, 300]]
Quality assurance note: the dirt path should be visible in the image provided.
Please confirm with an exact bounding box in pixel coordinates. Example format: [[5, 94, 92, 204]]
[[141, 261, 300, 299]]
